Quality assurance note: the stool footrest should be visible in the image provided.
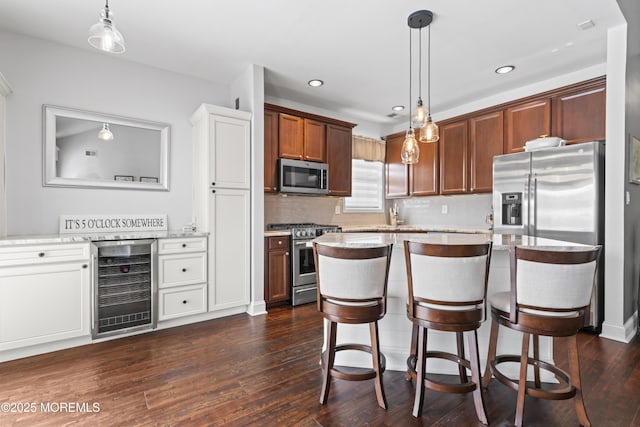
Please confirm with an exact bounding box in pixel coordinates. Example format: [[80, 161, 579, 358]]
[[491, 354, 576, 400], [321, 343, 386, 382], [406, 351, 476, 394]]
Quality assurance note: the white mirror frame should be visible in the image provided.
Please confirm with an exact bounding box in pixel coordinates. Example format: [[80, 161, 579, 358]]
[[43, 105, 170, 191]]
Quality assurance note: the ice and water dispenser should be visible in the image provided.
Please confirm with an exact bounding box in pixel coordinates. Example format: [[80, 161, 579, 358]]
[[501, 192, 522, 226]]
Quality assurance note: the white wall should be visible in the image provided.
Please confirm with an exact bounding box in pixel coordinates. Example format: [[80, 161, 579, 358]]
[[0, 31, 229, 235], [0, 73, 12, 237]]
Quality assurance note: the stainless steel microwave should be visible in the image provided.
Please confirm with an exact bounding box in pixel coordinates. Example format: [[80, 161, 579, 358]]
[[278, 158, 329, 195]]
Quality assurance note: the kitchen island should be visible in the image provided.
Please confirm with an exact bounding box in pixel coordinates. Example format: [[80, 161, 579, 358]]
[[312, 232, 589, 378]]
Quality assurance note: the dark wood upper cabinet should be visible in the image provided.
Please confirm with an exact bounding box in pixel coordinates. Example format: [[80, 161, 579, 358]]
[[469, 111, 504, 193], [552, 83, 606, 144], [505, 99, 551, 153], [303, 119, 326, 162], [410, 138, 439, 196], [439, 121, 468, 194], [264, 109, 279, 193], [278, 113, 304, 160], [326, 124, 352, 196], [385, 132, 409, 198]]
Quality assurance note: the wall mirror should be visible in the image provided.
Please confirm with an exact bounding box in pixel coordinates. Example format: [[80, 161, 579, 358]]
[[43, 105, 170, 190]]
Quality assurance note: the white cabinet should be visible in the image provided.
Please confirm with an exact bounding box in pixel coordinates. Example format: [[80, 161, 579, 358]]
[[0, 243, 91, 351], [157, 236, 208, 321], [191, 104, 252, 315]]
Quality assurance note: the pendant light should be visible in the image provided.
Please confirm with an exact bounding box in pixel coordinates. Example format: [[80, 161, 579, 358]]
[[420, 22, 439, 143], [411, 12, 429, 129], [88, 0, 126, 54], [401, 20, 419, 164], [98, 123, 114, 141]]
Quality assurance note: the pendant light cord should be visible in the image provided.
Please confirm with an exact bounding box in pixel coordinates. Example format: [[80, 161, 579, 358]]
[[418, 26, 422, 101], [408, 27, 412, 128], [427, 25, 431, 115]]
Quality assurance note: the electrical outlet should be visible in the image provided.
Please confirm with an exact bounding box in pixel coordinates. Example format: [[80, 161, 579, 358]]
[[335, 204, 341, 214], [441, 205, 448, 214]]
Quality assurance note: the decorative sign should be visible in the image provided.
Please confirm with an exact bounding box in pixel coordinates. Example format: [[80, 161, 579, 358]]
[[60, 214, 168, 234]]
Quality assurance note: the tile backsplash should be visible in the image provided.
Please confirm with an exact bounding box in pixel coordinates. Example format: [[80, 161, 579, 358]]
[[265, 193, 493, 230]]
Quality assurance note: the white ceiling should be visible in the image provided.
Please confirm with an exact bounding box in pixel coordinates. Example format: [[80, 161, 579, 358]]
[[0, 0, 626, 125]]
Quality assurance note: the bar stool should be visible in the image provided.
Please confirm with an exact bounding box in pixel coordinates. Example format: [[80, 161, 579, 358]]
[[482, 245, 601, 427], [404, 240, 492, 423], [313, 242, 393, 409]]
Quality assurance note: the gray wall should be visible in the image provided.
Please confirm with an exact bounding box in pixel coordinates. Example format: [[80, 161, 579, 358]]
[[0, 31, 229, 235]]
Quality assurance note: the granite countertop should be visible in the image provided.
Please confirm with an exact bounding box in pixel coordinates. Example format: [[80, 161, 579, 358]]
[[0, 230, 209, 247], [313, 232, 591, 251], [264, 230, 292, 237], [340, 225, 491, 234]]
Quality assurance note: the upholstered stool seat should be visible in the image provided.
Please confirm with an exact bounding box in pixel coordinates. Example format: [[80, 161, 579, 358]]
[[482, 245, 601, 427], [313, 242, 393, 409], [404, 240, 492, 423]]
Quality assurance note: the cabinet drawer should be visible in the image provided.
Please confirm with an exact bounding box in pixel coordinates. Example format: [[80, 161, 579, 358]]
[[158, 253, 207, 288], [157, 237, 207, 254], [158, 284, 207, 321], [0, 243, 90, 267], [267, 236, 290, 250]]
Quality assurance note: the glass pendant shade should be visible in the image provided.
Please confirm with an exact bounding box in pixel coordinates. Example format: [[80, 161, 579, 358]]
[[419, 116, 439, 143], [401, 128, 420, 164], [412, 98, 427, 128], [88, 4, 125, 54], [98, 123, 114, 141]]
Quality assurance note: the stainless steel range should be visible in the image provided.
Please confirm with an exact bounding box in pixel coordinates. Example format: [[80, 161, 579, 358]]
[[267, 223, 341, 306]]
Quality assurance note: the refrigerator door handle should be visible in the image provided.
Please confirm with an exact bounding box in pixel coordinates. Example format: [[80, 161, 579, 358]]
[[524, 173, 531, 236], [530, 174, 537, 236]]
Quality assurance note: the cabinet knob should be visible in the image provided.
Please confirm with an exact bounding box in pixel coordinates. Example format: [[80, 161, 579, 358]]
[[182, 268, 187, 272], [278, 240, 282, 244], [38, 252, 45, 257], [212, 189, 216, 194], [273, 187, 277, 190], [285, 252, 289, 256], [211, 182, 215, 186], [182, 243, 187, 248], [182, 300, 187, 304], [82, 264, 88, 269]]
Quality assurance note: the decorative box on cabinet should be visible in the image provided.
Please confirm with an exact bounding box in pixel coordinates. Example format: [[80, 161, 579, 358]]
[[191, 104, 252, 317], [264, 236, 290, 306], [0, 242, 91, 353]]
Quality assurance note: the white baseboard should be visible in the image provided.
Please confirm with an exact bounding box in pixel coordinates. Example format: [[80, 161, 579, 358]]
[[600, 311, 638, 343], [247, 300, 267, 316]]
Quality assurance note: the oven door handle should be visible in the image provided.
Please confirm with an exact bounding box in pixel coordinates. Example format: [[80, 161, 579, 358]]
[[293, 240, 311, 247], [294, 286, 317, 294]]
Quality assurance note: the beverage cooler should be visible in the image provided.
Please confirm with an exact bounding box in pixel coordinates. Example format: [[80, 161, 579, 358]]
[[92, 240, 157, 338]]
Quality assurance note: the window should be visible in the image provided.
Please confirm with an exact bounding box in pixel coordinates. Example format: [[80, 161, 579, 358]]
[[343, 159, 384, 213]]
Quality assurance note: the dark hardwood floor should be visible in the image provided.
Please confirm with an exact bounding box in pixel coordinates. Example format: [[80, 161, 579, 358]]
[[1, 304, 639, 426]]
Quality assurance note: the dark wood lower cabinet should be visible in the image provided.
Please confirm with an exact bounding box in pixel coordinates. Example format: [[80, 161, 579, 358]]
[[264, 236, 290, 306]]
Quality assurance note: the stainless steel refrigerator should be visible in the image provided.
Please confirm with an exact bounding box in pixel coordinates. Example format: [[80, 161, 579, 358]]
[[492, 140, 605, 331]]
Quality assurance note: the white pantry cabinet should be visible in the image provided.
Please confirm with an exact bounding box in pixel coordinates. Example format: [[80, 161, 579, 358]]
[[191, 104, 252, 315], [0, 242, 91, 352]]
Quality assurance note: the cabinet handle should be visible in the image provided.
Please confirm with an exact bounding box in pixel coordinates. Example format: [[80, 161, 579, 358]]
[[38, 252, 45, 257], [182, 268, 187, 272], [182, 243, 187, 248], [182, 300, 187, 304]]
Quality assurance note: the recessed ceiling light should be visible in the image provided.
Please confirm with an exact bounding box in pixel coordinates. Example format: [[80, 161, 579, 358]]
[[495, 65, 515, 74], [392, 105, 405, 112], [308, 79, 324, 87]]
